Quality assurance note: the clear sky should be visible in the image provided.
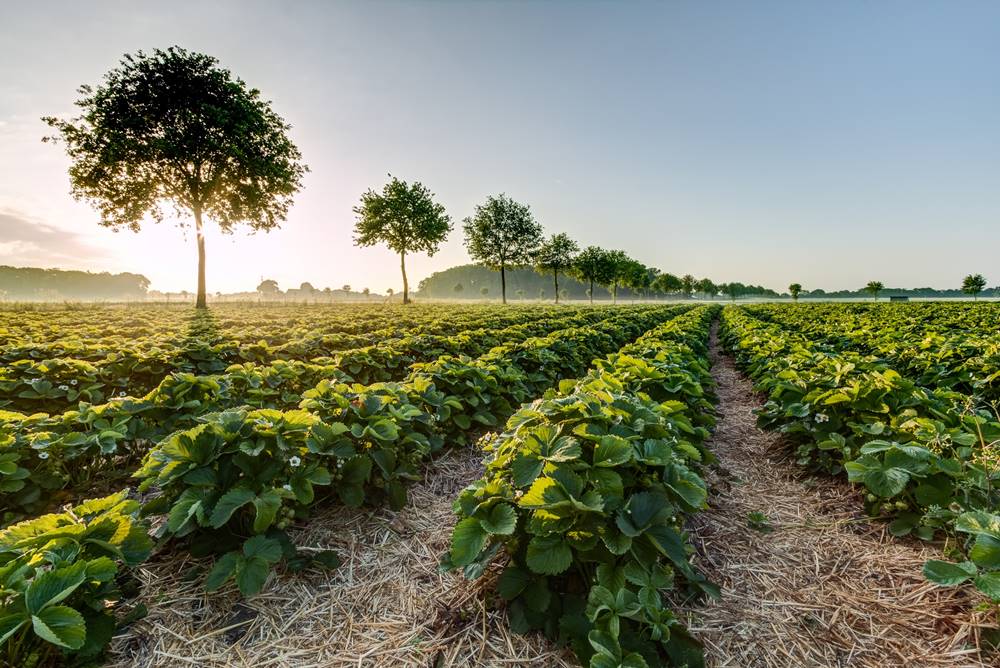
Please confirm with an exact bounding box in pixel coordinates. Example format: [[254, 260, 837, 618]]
[[1, 1, 998, 294]]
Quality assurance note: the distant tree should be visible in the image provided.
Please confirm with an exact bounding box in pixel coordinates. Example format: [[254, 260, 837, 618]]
[[516, 289, 525, 300], [724, 283, 742, 301], [257, 279, 280, 297], [463, 194, 544, 304], [962, 274, 987, 300], [386, 288, 394, 298], [300, 282, 315, 293], [789, 283, 803, 301], [681, 274, 696, 299], [559, 288, 568, 301], [533, 233, 579, 303], [44, 47, 307, 308], [602, 250, 632, 304], [864, 281, 884, 301], [654, 273, 682, 296], [696, 278, 716, 299], [362, 287, 370, 299], [538, 288, 546, 300], [354, 175, 451, 305], [341, 284, 351, 294], [571, 246, 611, 304], [623, 260, 650, 302], [480, 286, 489, 298], [323, 287, 332, 301], [453, 283, 464, 296]]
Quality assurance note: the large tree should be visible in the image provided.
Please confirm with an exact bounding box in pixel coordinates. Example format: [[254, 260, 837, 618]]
[[462, 194, 543, 304], [533, 233, 579, 304], [43, 47, 307, 308], [788, 283, 803, 301], [353, 175, 451, 304], [962, 274, 987, 300], [680, 274, 696, 299]]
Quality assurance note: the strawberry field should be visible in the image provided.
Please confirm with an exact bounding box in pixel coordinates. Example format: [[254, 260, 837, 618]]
[[1, 302, 998, 667]]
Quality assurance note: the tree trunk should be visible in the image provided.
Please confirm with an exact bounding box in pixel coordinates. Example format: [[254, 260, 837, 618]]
[[589, 279, 594, 304], [613, 282, 618, 305], [194, 205, 207, 309], [401, 251, 410, 304], [500, 264, 507, 304], [553, 270, 559, 304]]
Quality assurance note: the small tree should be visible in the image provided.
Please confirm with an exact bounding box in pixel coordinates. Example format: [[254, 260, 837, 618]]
[[789, 283, 803, 301], [453, 283, 464, 297], [362, 287, 370, 299], [480, 286, 489, 298], [534, 233, 579, 304], [354, 176, 451, 305], [696, 278, 716, 299], [571, 246, 611, 304], [603, 250, 632, 304], [680, 275, 696, 299], [257, 279, 280, 298], [44, 47, 307, 309], [623, 260, 650, 303], [463, 194, 543, 304], [962, 274, 987, 300], [864, 281, 884, 301], [654, 273, 682, 296], [516, 289, 525, 300], [386, 288, 394, 299], [341, 284, 351, 294]]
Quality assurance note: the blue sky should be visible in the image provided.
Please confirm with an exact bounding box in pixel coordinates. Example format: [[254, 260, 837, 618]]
[[1, 1, 998, 293]]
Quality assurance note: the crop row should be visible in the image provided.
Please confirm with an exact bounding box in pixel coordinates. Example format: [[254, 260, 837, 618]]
[[742, 303, 1000, 402], [0, 306, 685, 665], [0, 307, 610, 414], [2, 307, 674, 524], [0, 302, 572, 349], [443, 306, 720, 668], [720, 306, 1000, 604]]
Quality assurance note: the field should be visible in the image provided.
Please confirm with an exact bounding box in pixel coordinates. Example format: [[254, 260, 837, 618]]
[[1, 302, 998, 667]]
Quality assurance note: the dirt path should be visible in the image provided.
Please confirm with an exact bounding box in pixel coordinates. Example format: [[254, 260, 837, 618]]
[[110, 447, 572, 668], [674, 326, 993, 667]]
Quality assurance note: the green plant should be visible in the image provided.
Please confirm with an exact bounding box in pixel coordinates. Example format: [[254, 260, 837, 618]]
[[0, 491, 152, 666]]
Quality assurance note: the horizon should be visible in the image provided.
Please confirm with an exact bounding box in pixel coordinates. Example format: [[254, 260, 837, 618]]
[[2, 1, 998, 294]]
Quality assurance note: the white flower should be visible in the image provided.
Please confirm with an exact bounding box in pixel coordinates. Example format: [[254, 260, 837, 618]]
[[70, 379, 78, 386], [119, 391, 127, 397], [282, 483, 293, 492], [38, 451, 50, 460], [815, 413, 829, 423], [59, 385, 69, 391], [289, 456, 302, 467]]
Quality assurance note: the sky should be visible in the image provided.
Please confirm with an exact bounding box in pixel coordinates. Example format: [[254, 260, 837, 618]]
[[1, 0, 999, 294]]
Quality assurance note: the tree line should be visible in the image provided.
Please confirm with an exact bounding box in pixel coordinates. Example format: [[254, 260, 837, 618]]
[[0, 266, 150, 301], [41, 47, 996, 307]]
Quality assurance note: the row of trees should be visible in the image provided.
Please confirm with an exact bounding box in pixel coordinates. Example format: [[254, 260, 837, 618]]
[[787, 275, 991, 302], [355, 181, 775, 304]]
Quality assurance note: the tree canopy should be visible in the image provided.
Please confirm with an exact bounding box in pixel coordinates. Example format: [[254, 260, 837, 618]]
[[353, 175, 451, 304], [463, 194, 543, 304], [43, 46, 307, 308], [789, 283, 803, 301], [533, 233, 579, 303], [865, 281, 885, 300], [962, 274, 987, 299]]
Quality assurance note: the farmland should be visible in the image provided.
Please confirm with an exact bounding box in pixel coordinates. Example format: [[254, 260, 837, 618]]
[[1, 302, 998, 667]]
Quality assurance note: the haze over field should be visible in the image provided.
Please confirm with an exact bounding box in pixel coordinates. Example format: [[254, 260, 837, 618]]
[[1, 0, 998, 294]]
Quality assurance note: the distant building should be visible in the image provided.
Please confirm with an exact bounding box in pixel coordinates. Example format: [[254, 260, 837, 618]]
[[889, 295, 910, 302]]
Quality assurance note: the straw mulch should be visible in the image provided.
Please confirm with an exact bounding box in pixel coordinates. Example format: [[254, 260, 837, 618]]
[[672, 327, 997, 668], [108, 328, 998, 668], [109, 448, 573, 667]]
